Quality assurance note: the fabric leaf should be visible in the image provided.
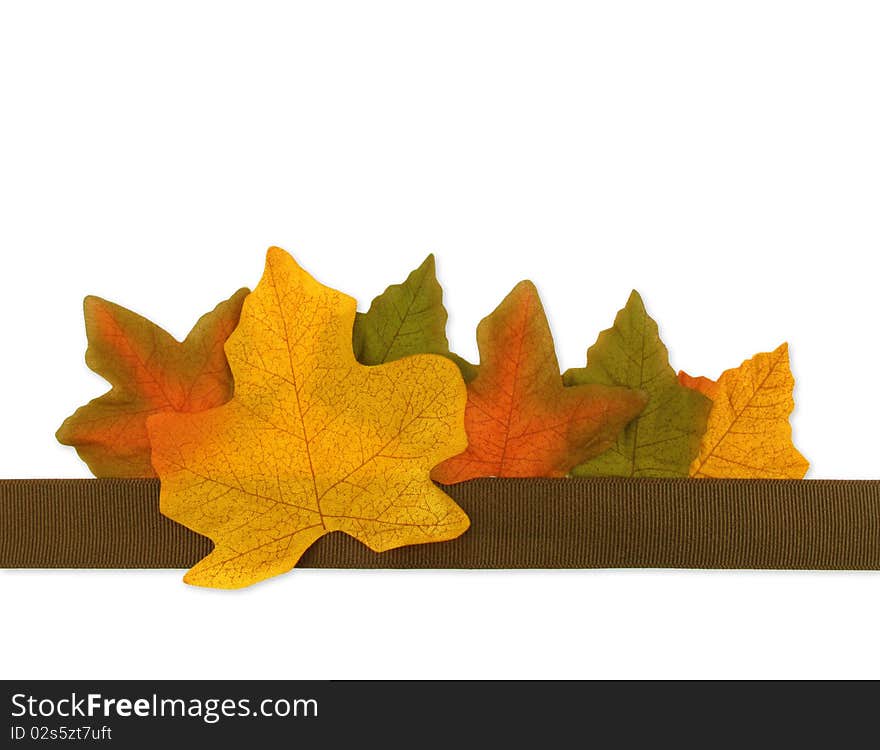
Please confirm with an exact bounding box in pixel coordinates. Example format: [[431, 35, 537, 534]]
[[147, 247, 470, 589], [679, 343, 809, 478], [56, 289, 249, 477], [563, 290, 711, 477], [352, 254, 477, 381], [431, 281, 647, 483], [677, 371, 719, 400]]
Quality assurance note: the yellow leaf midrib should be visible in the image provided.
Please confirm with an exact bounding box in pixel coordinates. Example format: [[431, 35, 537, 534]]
[[266, 259, 326, 531]]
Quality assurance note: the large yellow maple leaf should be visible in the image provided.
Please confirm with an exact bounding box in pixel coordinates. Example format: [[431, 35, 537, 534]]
[[147, 247, 470, 588]]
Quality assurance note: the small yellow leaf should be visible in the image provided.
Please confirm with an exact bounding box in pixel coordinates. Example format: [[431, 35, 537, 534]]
[[147, 247, 470, 588], [685, 343, 809, 479]]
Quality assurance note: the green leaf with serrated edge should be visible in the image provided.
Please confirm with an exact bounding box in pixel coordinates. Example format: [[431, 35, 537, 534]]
[[562, 290, 711, 477], [352, 254, 476, 381]]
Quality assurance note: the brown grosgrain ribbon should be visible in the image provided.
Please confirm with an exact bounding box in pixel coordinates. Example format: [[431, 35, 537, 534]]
[[2, 478, 880, 570]]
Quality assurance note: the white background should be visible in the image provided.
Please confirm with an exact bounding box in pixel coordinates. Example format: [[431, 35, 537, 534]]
[[2, 1, 879, 679]]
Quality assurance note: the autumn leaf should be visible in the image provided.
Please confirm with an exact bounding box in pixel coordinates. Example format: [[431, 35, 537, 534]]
[[679, 343, 809, 478], [147, 247, 470, 589], [430, 281, 647, 483], [563, 291, 711, 477], [677, 371, 719, 400], [352, 253, 477, 381], [56, 290, 249, 477]]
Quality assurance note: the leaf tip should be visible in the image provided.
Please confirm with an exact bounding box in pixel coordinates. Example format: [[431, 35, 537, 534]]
[[82, 294, 117, 326], [626, 289, 645, 310], [82, 294, 104, 311], [264, 245, 299, 274], [54, 417, 72, 446], [514, 279, 539, 295], [506, 279, 542, 311], [230, 286, 251, 303]]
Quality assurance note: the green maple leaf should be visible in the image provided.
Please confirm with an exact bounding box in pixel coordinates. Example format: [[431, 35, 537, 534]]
[[563, 290, 711, 477], [353, 254, 477, 381]]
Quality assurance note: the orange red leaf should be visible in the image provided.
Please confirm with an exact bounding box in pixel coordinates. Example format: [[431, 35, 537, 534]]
[[56, 290, 248, 477], [431, 281, 647, 483]]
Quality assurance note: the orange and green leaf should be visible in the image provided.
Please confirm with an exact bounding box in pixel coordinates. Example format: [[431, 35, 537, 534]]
[[680, 343, 809, 478], [431, 281, 647, 483], [56, 289, 249, 477], [147, 247, 470, 589], [563, 291, 712, 477]]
